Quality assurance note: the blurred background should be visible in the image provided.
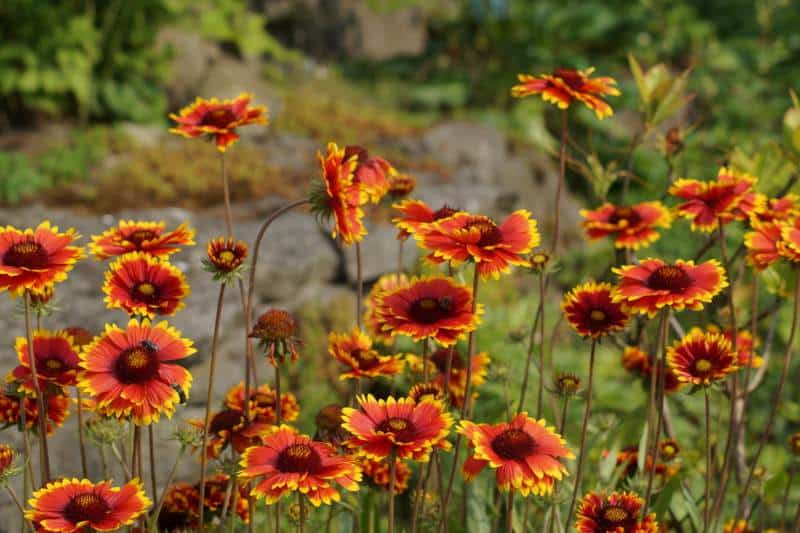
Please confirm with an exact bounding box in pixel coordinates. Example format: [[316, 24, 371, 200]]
[[2, 0, 800, 529]]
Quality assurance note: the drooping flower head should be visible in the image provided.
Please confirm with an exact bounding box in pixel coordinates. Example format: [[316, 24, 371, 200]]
[[203, 236, 248, 282], [190, 407, 271, 459], [0, 390, 70, 435], [25, 478, 150, 532], [90, 220, 195, 260], [669, 168, 757, 232], [0, 221, 83, 296], [157, 483, 200, 532], [563, 282, 630, 338], [667, 328, 738, 386], [344, 145, 395, 203], [364, 273, 409, 342], [9, 329, 80, 393], [103, 252, 190, 318], [613, 258, 727, 317], [580, 202, 672, 250], [249, 308, 302, 366], [460, 413, 573, 496], [239, 425, 362, 506], [575, 490, 659, 532], [224, 381, 300, 425], [311, 142, 366, 246], [406, 347, 490, 408], [416, 210, 540, 279], [79, 319, 195, 425], [169, 93, 268, 151], [372, 276, 481, 346], [342, 395, 453, 461], [511, 67, 620, 119], [360, 457, 411, 494], [328, 327, 404, 380], [392, 200, 460, 241]]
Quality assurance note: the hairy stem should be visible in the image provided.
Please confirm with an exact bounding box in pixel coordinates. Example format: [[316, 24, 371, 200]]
[[643, 309, 670, 515], [552, 110, 568, 254], [518, 271, 545, 416]]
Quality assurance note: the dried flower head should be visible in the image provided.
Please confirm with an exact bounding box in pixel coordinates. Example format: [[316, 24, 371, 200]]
[[250, 309, 302, 365]]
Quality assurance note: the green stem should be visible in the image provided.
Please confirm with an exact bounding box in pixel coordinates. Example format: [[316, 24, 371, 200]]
[[23, 291, 50, 482]]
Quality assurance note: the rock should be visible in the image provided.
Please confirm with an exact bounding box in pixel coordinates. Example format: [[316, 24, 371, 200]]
[[349, 2, 427, 60], [157, 27, 221, 108]]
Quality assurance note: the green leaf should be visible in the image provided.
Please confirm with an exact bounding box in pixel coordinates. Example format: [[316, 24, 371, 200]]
[[628, 53, 648, 105]]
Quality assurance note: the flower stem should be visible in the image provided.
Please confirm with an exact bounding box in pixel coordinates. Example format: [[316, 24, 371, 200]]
[[198, 283, 226, 532], [147, 445, 186, 533], [356, 242, 363, 328], [506, 490, 514, 533], [518, 270, 545, 416], [388, 449, 397, 533], [397, 240, 405, 274], [559, 396, 570, 434], [299, 492, 306, 533], [23, 290, 50, 483], [565, 338, 597, 529], [7, 487, 29, 529], [275, 363, 282, 533], [75, 388, 88, 478], [736, 273, 800, 516], [221, 152, 233, 239], [643, 309, 670, 515], [148, 425, 157, 501], [552, 110, 568, 255], [704, 388, 712, 532]]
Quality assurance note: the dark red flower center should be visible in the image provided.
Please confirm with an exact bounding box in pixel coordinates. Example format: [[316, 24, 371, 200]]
[[431, 347, 464, 372], [277, 443, 322, 474], [491, 428, 536, 461], [597, 504, 635, 530], [351, 349, 380, 370], [125, 230, 158, 246], [132, 282, 161, 304], [64, 492, 110, 524], [465, 217, 503, 247], [344, 145, 369, 164], [114, 342, 160, 384], [40, 357, 65, 377], [209, 409, 245, 435], [647, 265, 692, 292], [377, 417, 416, 441], [409, 296, 455, 324], [201, 107, 237, 128], [554, 68, 585, 90], [3, 240, 49, 269], [609, 206, 642, 226], [432, 205, 458, 221]]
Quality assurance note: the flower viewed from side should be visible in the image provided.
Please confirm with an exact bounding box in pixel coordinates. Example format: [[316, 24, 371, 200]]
[[328, 327, 404, 380], [750, 194, 799, 224], [0, 222, 83, 295], [372, 276, 481, 346], [723, 520, 756, 533], [460, 413, 572, 496], [392, 200, 459, 241], [669, 168, 757, 232], [553, 372, 583, 397], [364, 273, 409, 342], [239, 425, 361, 506], [169, 93, 268, 151], [580, 202, 672, 249], [342, 395, 453, 461], [667, 328, 738, 386], [406, 347, 490, 408], [621, 346, 651, 376], [0, 444, 13, 475], [191, 407, 271, 459], [224, 381, 300, 425], [388, 173, 416, 198], [311, 142, 366, 246], [575, 490, 659, 532], [9, 329, 80, 393], [511, 67, 620, 119], [744, 221, 782, 271], [79, 319, 195, 425], [344, 145, 395, 203], [360, 457, 411, 494], [563, 282, 630, 338], [408, 382, 446, 404], [103, 253, 189, 318], [416, 210, 540, 279], [0, 390, 70, 435], [613, 258, 727, 317], [203, 236, 248, 281], [90, 220, 195, 260], [25, 478, 151, 532], [157, 483, 200, 532], [249, 309, 302, 365]]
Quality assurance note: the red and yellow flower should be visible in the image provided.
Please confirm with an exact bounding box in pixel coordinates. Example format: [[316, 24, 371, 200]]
[[90, 220, 195, 260], [157, 483, 200, 532], [613, 258, 727, 317], [575, 490, 659, 532], [0, 444, 13, 475], [387, 173, 416, 198], [342, 395, 453, 462], [0, 221, 83, 295], [620, 347, 684, 394], [329, 327, 404, 380], [713, 327, 762, 368], [744, 221, 782, 271], [0, 390, 70, 435], [312, 142, 366, 246], [778, 219, 800, 263], [580, 202, 672, 249], [372, 276, 481, 346], [364, 273, 409, 342], [199, 473, 250, 524], [344, 145, 395, 203], [190, 408, 272, 459], [613, 445, 680, 482], [392, 200, 459, 241], [169, 93, 268, 152], [224, 381, 300, 425], [511, 67, 620, 119], [416, 210, 540, 279], [563, 282, 630, 338], [460, 413, 572, 496], [667, 328, 738, 386], [103, 252, 190, 318], [406, 347, 490, 408], [78, 319, 195, 425], [204, 236, 248, 279], [360, 457, 411, 494], [669, 168, 757, 232], [25, 478, 150, 532], [750, 194, 799, 224], [240, 425, 361, 506], [9, 329, 80, 393]]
